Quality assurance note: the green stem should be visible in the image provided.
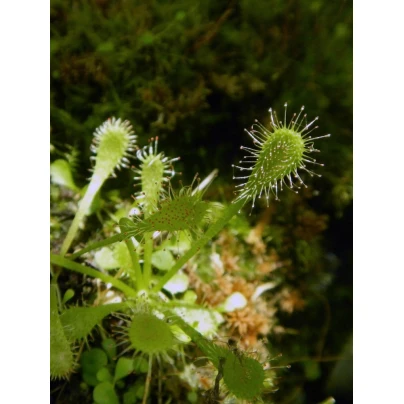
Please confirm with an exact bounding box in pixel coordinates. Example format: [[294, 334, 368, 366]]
[[124, 238, 145, 291], [171, 315, 222, 367], [50, 274, 63, 310], [61, 176, 103, 256], [69, 233, 126, 260], [143, 233, 153, 290], [142, 355, 153, 404], [50, 254, 137, 298], [152, 199, 244, 293]]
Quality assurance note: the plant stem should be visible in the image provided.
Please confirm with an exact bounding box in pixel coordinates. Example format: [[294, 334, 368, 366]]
[[124, 238, 145, 290], [61, 176, 103, 256], [50, 275, 63, 310], [171, 315, 222, 367], [142, 355, 153, 404], [69, 233, 126, 260], [50, 254, 137, 298], [143, 233, 153, 290], [152, 199, 244, 293]]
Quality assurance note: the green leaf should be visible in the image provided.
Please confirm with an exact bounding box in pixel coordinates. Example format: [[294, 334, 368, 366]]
[[151, 250, 175, 271], [60, 303, 124, 341], [93, 382, 119, 404], [97, 367, 113, 383], [161, 230, 192, 253], [82, 371, 100, 387], [114, 357, 134, 382], [62, 289, 75, 304], [81, 348, 108, 375], [50, 159, 78, 191], [50, 285, 74, 379]]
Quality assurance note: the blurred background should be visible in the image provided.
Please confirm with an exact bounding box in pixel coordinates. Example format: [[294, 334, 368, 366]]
[[51, 0, 352, 402]]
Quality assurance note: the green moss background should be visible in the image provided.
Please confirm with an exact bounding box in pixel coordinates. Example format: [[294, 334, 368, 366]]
[[51, 0, 352, 402]]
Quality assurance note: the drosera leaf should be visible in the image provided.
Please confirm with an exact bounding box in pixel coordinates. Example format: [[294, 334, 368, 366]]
[[173, 314, 266, 402], [60, 303, 125, 342], [128, 313, 175, 355], [114, 357, 134, 383], [161, 230, 192, 253], [50, 285, 74, 379], [60, 117, 136, 255], [222, 351, 265, 401], [152, 199, 245, 293], [233, 104, 330, 206], [132, 137, 180, 217], [122, 177, 215, 242], [140, 193, 209, 234], [93, 381, 119, 404], [119, 217, 137, 233]]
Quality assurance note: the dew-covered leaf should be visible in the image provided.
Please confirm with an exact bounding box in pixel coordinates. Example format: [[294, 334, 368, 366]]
[[50, 285, 74, 379], [60, 303, 124, 341]]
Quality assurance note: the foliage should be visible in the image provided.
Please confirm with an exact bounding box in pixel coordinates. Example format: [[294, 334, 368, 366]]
[[51, 1, 352, 402], [50, 106, 336, 403]]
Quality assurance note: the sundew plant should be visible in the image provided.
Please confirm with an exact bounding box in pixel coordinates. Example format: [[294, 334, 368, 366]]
[[50, 104, 330, 403]]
